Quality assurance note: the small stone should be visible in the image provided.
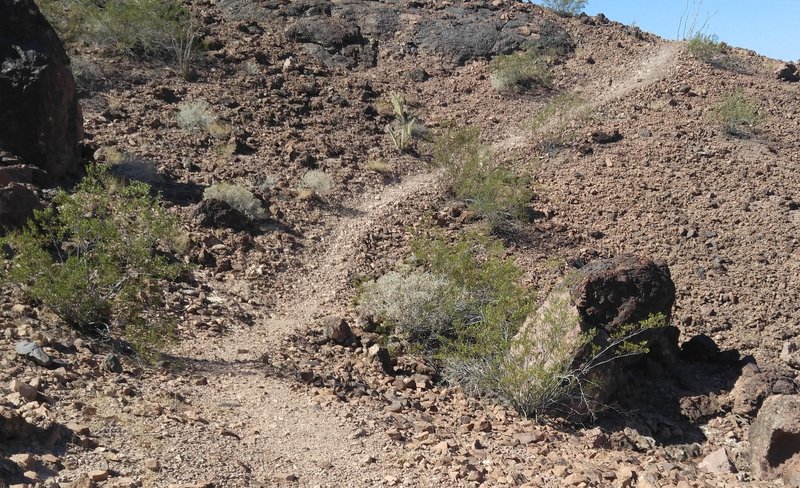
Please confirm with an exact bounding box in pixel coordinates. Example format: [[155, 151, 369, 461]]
[[104, 353, 123, 373], [515, 431, 545, 444], [323, 315, 355, 345], [66, 474, 96, 488], [144, 458, 161, 472], [10, 453, 34, 469], [15, 340, 52, 367], [66, 422, 91, 436], [89, 469, 109, 482], [698, 447, 737, 474], [10, 379, 38, 402]]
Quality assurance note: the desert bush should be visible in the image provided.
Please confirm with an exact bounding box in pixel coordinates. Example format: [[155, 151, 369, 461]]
[[298, 170, 333, 197], [37, 0, 201, 79], [203, 183, 267, 220], [539, 0, 587, 16], [177, 100, 217, 132], [433, 127, 531, 230], [711, 92, 761, 136], [489, 49, 551, 93], [687, 33, 727, 62], [360, 236, 667, 418], [0, 164, 183, 360], [359, 234, 532, 356]]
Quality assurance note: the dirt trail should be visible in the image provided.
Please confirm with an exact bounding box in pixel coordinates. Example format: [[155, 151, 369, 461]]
[[162, 42, 684, 487], [495, 41, 683, 152]]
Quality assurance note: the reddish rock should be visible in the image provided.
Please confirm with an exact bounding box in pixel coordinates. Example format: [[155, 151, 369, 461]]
[[750, 395, 800, 481]]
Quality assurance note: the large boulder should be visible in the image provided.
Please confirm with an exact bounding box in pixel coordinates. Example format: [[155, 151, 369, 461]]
[[749, 395, 800, 484], [0, 0, 83, 183], [515, 256, 679, 411]]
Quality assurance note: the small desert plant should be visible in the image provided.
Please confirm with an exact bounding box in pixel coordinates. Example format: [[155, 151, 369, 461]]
[[0, 164, 183, 360], [433, 127, 532, 230], [711, 92, 761, 136], [489, 50, 552, 93], [386, 93, 418, 152], [539, 0, 587, 16], [258, 174, 278, 194], [687, 33, 727, 62], [177, 100, 217, 132], [364, 159, 394, 174], [298, 170, 333, 198], [203, 183, 267, 220]]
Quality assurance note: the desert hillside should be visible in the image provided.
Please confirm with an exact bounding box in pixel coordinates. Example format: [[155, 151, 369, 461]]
[[1, 0, 800, 487]]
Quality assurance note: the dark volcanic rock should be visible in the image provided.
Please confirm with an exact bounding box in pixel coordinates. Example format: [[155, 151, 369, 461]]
[[0, 0, 83, 183], [776, 62, 799, 82], [0, 183, 42, 230], [194, 199, 251, 231]]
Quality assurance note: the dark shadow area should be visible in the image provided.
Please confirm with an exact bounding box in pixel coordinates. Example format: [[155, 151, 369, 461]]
[[0, 416, 74, 484], [594, 348, 746, 447]]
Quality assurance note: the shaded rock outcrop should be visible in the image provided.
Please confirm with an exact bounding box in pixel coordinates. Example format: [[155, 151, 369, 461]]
[[0, 0, 83, 184], [231, 0, 575, 68]]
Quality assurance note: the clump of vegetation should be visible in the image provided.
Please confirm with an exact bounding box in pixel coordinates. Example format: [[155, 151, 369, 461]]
[[177, 100, 217, 132], [38, 0, 202, 79], [358, 234, 667, 418], [298, 170, 333, 199], [711, 92, 761, 136], [386, 93, 418, 152], [203, 183, 267, 221], [0, 165, 184, 361], [489, 50, 551, 93], [687, 33, 728, 63], [539, 0, 587, 16], [433, 127, 531, 231]]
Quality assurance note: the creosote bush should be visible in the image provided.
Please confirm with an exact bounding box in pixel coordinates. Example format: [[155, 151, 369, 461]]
[[358, 234, 667, 418], [203, 183, 267, 221], [711, 92, 761, 136], [489, 50, 551, 93], [0, 164, 184, 361], [433, 127, 531, 230], [687, 33, 727, 63]]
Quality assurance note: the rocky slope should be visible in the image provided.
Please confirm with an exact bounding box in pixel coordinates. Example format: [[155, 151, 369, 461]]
[[1, 0, 800, 487]]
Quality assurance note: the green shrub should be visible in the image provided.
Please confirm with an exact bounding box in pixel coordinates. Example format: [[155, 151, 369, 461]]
[[489, 50, 551, 93], [539, 0, 587, 16], [359, 237, 667, 418], [177, 100, 217, 132], [358, 234, 533, 357], [0, 164, 183, 360], [433, 127, 531, 230], [711, 92, 761, 136], [687, 33, 727, 62], [203, 183, 267, 220]]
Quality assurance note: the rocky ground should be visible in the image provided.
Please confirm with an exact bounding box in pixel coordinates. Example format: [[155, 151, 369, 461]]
[[2, 0, 800, 487]]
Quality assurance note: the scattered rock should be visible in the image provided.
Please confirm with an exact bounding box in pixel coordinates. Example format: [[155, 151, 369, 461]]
[[750, 394, 800, 481], [323, 315, 355, 345], [0, 183, 43, 229], [590, 129, 623, 144], [781, 341, 800, 370], [697, 447, 737, 474], [10, 379, 38, 402], [15, 340, 52, 367], [88, 469, 109, 482], [104, 353, 123, 373], [144, 458, 161, 472], [194, 198, 251, 230]]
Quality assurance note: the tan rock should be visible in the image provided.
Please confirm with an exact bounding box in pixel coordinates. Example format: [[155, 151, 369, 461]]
[[89, 469, 109, 482], [10, 379, 37, 402], [698, 447, 737, 474], [9, 453, 34, 469], [144, 457, 161, 472]]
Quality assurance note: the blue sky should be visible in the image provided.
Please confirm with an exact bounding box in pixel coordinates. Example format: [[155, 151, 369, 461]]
[[541, 1, 799, 62]]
